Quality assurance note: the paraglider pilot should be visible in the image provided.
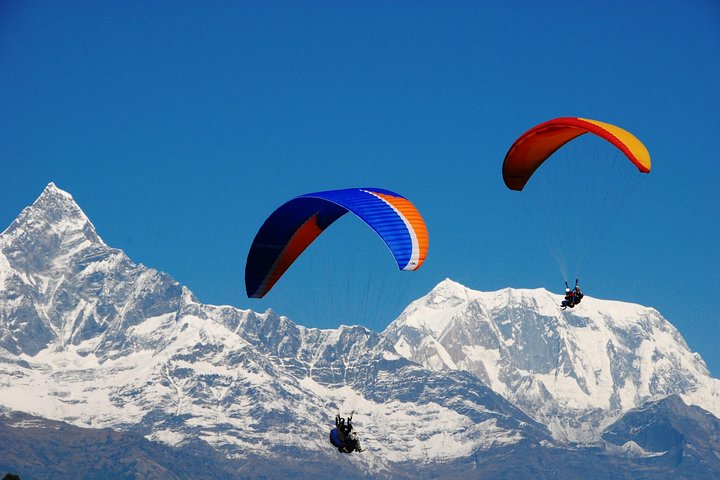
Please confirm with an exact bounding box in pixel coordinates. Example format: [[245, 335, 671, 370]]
[[561, 280, 582, 310], [573, 282, 583, 304], [561, 287, 575, 310], [330, 413, 365, 453]]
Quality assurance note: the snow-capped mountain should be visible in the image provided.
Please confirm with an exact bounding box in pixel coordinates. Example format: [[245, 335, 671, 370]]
[[1, 184, 719, 478], [383, 278, 720, 442], [0, 182, 187, 358], [0, 183, 551, 475]]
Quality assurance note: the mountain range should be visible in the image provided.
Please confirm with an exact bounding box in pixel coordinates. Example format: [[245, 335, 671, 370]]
[[1, 183, 719, 479]]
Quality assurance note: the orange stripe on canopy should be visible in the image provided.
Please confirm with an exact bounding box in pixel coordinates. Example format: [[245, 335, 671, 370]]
[[502, 117, 651, 191], [370, 191, 429, 269]]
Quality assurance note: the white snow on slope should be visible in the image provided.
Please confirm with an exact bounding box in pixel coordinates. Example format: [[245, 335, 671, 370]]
[[1, 183, 719, 468], [384, 278, 720, 441]]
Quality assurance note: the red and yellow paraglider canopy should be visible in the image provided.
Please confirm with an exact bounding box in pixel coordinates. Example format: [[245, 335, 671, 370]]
[[502, 117, 651, 191]]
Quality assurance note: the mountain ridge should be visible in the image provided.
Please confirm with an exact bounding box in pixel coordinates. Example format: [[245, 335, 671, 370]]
[[1, 183, 719, 478], [384, 277, 720, 442]]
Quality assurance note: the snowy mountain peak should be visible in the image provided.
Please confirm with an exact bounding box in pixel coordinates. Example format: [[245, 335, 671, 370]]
[[425, 278, 470, 306], [385, 282, 720, 442], [42, 181, 72, 199], [393, 281, 556, 338], [32, 182, 88, 222], [1, 182, 103, 251], [0, 183, 186, 356]]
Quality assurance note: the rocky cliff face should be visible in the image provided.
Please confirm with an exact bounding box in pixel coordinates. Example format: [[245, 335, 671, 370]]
[[0, 183, 187, 358]]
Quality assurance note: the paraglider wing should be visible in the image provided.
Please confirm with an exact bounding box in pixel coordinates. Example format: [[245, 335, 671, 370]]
[[245, 188, 429, 298], [502, 117, 651, 191]]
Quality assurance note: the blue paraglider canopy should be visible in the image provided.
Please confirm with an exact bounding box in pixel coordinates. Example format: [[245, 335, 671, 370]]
[[245, 188, 429, 298]]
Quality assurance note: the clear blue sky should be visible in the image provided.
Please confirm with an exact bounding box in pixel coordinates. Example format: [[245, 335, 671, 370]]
[[2, 2, 719, 373]]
